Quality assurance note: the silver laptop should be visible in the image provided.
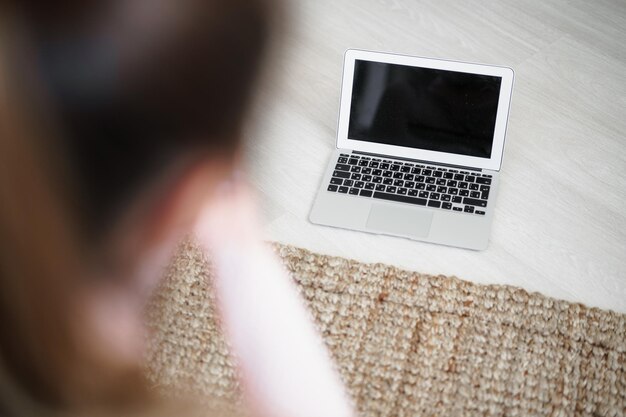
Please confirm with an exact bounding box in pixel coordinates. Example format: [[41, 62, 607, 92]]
[[309, 50, 514, 250]]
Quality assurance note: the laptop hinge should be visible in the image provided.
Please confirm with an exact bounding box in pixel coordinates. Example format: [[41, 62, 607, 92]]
[[351, 151, 483, 172]]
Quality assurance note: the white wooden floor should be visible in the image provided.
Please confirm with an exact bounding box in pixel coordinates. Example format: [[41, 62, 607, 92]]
[[243, 0, 626, 314]]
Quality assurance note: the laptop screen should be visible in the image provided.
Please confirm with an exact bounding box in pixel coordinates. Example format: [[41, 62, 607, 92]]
[[348, 60, 502, 159]]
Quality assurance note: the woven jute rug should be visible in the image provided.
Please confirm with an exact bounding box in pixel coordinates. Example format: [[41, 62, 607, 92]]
[[145, 241, 626, 417]]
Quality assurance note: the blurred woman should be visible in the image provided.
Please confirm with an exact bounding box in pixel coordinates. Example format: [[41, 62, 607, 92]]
[[0, 1, 354, 416]]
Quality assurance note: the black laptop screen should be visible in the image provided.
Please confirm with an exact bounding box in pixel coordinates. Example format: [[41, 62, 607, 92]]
[[348, 60, 502, 159]]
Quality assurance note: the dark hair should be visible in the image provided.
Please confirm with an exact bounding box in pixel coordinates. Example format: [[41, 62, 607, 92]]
[[14, 0, 276, 237], [0, 1, 279, 408]]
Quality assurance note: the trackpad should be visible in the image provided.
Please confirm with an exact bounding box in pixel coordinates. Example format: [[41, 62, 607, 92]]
[[366, 203, 433, 238]]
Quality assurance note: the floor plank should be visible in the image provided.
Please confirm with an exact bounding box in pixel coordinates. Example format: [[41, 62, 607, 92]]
[[244, 0, 626, 313]]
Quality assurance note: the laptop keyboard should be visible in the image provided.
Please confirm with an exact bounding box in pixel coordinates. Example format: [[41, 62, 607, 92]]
[[327, 154, 492, 215]]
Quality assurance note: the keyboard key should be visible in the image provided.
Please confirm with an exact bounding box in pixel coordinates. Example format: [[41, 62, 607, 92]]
[[348, 158, 359, 165], [454, 174, 464, 180], [428, 200, 441, 208], [426, 184, 436, 191], [349, 188, 359, 195], [362, 167, 372, 175], [442, 203, 452, 210], [375, 184, 386, 191], [338, 157, 348, 163], [333, 171, 350, 179], [408, 190, 418, 197], [393, 179, 404, 187], [391, 164, 401, 171], [380, 163, 390, 170], [411, 167, 421, 174], [481, 189, 490, 200], [351, 166, 361, 173], [452, 196, 462, 203], [437, 186, 447, 193], [460, 190, 470, 197], [433, 171, 443, 178], [330, 178, 343, 185], [382, 171, 393, 177], [465, 175, 476, 182], [476, 177, 492, 185], [328, 185, 338, 192], [404, 173, 414, 181], [447, 180, 458, 187], [464, 205, 475, 213], [416, 183, 426, 190], [373, 192, 427, 206], [338, 186, 349, 193], [449, 188, 459, 195], [444, 172, 454, 179], [335, 163, 350, 171], [419, 191, 429, 198], [436, 179, 447, 185], [351, 173, 361, 180], [459, 182, 468, 189], [386, 186, 397, 193], [469, 183, 479, 190], [463, 198, 487, 208], [369, 161, 379, 168], [362, 175, 373, 182], [373, 177, 383, 184], [401, 165, 411, 173], [425, 177, 436, 184], [416, 175, 425, 183], [343, 180, 353, 187], [393, 172, 404, 179], [373, 169, 383, 176], [365, 183, 375, 190], [383, 178, 393, 185], [441, 194, 451, 202], [470, 191, 481, 198], [475, 210, 486, 215], [355, 181, 365, 189], [405, 181, 415, 188], [422, 169, 432, 176], [339, 153, 349, 157], [360, 190, 373, 197], [358, 160, 369, 167], [430, 193, 441, 200], [398, 188, 408, 195], [453, 207, 463, 212]]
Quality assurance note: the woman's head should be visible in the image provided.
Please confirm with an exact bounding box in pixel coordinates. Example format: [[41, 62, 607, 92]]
[[17, 0, 276, 238], [0, 0, 279, 410]]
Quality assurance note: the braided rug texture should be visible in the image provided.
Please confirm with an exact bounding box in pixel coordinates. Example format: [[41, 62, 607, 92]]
[[145, 241, 626, 417]]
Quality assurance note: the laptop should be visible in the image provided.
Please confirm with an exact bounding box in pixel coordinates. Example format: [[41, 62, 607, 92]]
[[309, 49, 514, 250]]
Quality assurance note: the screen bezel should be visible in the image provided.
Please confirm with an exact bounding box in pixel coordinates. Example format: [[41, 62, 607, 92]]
[[337, 49, 514, 171]]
